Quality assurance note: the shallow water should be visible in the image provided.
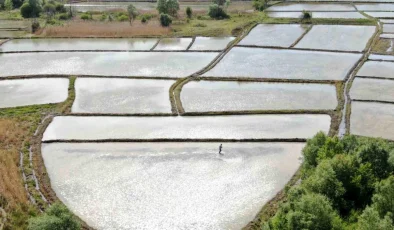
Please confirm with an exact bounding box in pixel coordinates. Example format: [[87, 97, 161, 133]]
[[365, 12, 394, 18], [351, 101, 394, 140], [350, 78, 394, 102], [181, 81, 337, 111], [295, 25, 375, 51], [0, 38, 158, 52], [0, 78, 68, 108], [189, 37, 235, 51], [380, 34, 394, 38], [356, 3, 394, 11], [369, 54, 394, 60], [357, 61, 394, 79], [154, 38, 193, 51], [72, 78, 175, 113], [267, 3, 355, 11], [383, 24, 394, 33], [267, 11, 366, 19], [203, 47, 361, 80], [42, 142, 304, 230], [238, 24, 308, 48], [42, 114, 331, 141], [0, 52, 218, 78], [381, 19, 394, 24]]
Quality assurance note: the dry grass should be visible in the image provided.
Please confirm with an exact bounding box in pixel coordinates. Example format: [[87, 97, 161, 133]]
[[0, 119, 29, 209], [372, 38, 394, 54], [42, 21, 171, 37]]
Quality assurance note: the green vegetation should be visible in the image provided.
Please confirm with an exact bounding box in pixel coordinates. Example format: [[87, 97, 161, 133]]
[[4, 0, 12, 11], [157, 0, 179, 17], [261, 133, 394, 229], [127, 4, 138, 25], [160, 13, 172, 27], [28, 203, 81, 230], [253, 0, 268, 11], [20, 0, 41, 18], [208, 4, 228, 19], [186, 6, 192, 19]]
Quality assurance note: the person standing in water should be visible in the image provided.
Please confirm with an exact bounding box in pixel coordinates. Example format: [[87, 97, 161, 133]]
[[219, 144, 223, 155]]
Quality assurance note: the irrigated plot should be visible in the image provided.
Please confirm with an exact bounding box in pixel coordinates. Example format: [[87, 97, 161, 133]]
[[267, 11, 366, 19], [0, 38, 158, 52], [350, 77, 394, 102], [181, 81, 338, 112], [267, 3, 355, 11], [380, 34, 394, 39], [0, 52, 218, 78], [365, 12, 394, 18], [0, 30, 28, 38], [357, 61, 394, 79], [42, 142, 303, 230], [381, 19, 394, 23], [295, 25, 375, 52], [72, 78, 175, 114], [189, 37, 235, 51], [356, 3, 394, 11], [238, 24, 308, 48], [383, 24, 394, 33], [42, 114, 331, 141], [0, 78, 68, 108], [351, 101, 394, 140], [203, 47, 361, 81], [154, 38, 193, 50], [369, 54, 394, 61]]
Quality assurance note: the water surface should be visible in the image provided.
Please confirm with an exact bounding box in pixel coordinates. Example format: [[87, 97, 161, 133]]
[[42, 142, 303, 230], [72, 78, 175, 113], [189, 37, 235, 51], [0, 78, 68, 108], [357, 61, 394, 79], [42, 114, 331, 141], [267, 3, 355, 11], [203, 47, 361, 80], [350, 78, 394, 102], [154, 38, 192, 51], [238, 24, 308, 48], [296, 25, 375, 51], [267, 11, 366, 19], [181, 81, 337, 111], [0, 52, 218, 78], [383, 24, 394, 33], [356, 3, 394, 11]]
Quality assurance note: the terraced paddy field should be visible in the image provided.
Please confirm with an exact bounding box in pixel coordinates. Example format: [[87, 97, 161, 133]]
[[1, 9, 394, 229]]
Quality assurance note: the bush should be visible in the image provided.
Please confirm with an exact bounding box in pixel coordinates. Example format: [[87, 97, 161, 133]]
[[127, 4, 138, 24], [99, 13, 107, 21], [141, 16, 147, 23], [55, 3, 66, 13], [21, 3, 32, 18], [31, 20, 39, 32], [302, 10, 312, 20], [80, 13, 91, 20], [4, 0, 13, 11], [186, 6, 192, 18], [208, 4, 228, 19], [28, 203, 81, 230], [11, 0, 22, 8], [20, 0, 41, 18], [252, 0, 268, 11], [193, 22, 206, 27], [43, 3, 55, 17], [57, 12, 69, 20], [157, 0, 179, 17], [117, 14, 128, 22], [159, 13, 172, 27]]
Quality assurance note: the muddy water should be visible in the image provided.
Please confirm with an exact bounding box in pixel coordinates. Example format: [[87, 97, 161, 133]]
[[42, 142, 304, 230], [42, 114, 331, 141]]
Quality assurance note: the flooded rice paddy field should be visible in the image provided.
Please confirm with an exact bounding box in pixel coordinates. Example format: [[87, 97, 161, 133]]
[[238, 24, 309, 48], [189, 37, 235, 51], [0, 78, 68, 108], [203, 47, 362, 80], [365, 12, 394, 18], [181, 81, 338, 112], [266, 11, 367, 19], [72, 78, 175, 114], [350, 78, 394, 102], [356, 3, 394, 11], [266, 3, 356, 11], [0, 30, 28, 38], [0, 52, 219, 78], [369, 53, 394, 60], [351, 102, 394, 140], [380, 34, 394, 39], [0, 38, 159, 52], [154, 38, 193, 51], [294, 25, 375, 52], [357, 61, 394, 79], [0, 20, 29, 29], [384, 24, 394, 33], [42, 115, 331, 141], [42, 142, 304, 230]]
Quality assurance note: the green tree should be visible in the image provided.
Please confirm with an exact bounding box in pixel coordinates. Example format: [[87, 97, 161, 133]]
[[20, 0, 41, 18], [186, 6, 192, 18], [43, 3, 55, 18], [156, 0, 179, 17], [28, 203, 81, 230], [358, 206, 394, 230], [4, 0, 13, 11], [127, 4, 138, 25], [208, 4, 228, 19], [159, 13, 172, 26], [357, 141, 391, 179], [301, 131, 327, 176], [252, 0, 268, 11], [372, 176, 394, 222]]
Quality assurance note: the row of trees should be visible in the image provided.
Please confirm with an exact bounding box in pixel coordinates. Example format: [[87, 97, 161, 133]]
[[263, 132, 394, 229]]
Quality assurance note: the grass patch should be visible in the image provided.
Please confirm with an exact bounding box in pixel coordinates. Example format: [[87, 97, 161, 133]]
[[372, 38, 394, 54]]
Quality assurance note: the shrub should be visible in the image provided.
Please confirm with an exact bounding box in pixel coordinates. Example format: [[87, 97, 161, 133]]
[[4, 0, 13, 11], [21, 3, 32, 18], [55, 3, 66, 13], [159, 13, 172, 27], [31, 20, 39, 32], [208, 4, 228, 19], [302, 10, 312, 20], [80, 13, 91, 20], [141, 16, 147, 23], [186, 6, 192, 18], [11, 0, 22, 8], [193, 22, 206, 27], [252, 0, 268, 11], [99, 13, 107, 21], [28, 203, 81, 230], [43, 3, 55, 17], [57, 12, 69, 20], [21, 0, 41, 18], [157, 0, 179, 17], [127, 4, 138, 24], [117, 14, 128, 22]]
